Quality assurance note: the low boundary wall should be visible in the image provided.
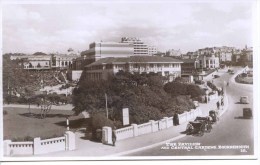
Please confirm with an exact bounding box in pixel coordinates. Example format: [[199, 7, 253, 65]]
[[114, 108, 202, 141], [4, 131, 76, 156]]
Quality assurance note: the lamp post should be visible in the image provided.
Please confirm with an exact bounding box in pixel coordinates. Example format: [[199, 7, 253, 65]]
[[205, 90, 209, 103], [66, 117, 69, 131], [105, 93, 108, 119]]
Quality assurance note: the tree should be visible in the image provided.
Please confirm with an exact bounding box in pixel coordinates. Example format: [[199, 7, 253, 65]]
[[39, 95, 52, 119], [33, 52, 47, 55], [22, 87, 35, 114]]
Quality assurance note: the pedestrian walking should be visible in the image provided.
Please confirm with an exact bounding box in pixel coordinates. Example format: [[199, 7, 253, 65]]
[[112, 127, 117, 146], [216, 101, 220, 109]]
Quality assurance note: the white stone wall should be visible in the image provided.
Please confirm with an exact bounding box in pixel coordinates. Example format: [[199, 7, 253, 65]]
[[4, 131, 75, 156]]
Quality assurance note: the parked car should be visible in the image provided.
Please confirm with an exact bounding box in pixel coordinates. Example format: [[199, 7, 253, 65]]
[[214, 75, 220, 78], [243, 108, 252, 119], [240, 96, 249, 104], [186, 121, 206, 136], [186, 115, 216, 136], [194, 80, 205, 85], [230, 70, 235, 74]]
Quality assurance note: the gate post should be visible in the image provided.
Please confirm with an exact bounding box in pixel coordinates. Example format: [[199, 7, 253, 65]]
[[65, 131, 76, 151], [102, 126, 112, 145], [4, 140, 11, 156], [131, 124, 138, 137], [33, 137, 41, 155]]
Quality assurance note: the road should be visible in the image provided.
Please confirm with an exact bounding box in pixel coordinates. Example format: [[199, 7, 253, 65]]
[[127, 67, 254, 156]]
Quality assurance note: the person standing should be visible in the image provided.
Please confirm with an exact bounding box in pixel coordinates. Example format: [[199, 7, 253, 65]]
[[173, 113, 179, 126], [112, 127, 117, 146], [216, 101, 220, 110]]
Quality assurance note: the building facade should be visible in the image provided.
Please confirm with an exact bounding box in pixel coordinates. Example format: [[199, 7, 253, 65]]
[[181, 59, 199, 74], [148, 46, 157, 55], [23, 55, 52, 70], [121, 37, 149, 56], [166, 49, 181, 57], [52, 54, 80, 69], [80, 41, 134, 65], [197, 54, 220, 69], [219, 52, 232, 62], [85, 56, 183, 82]]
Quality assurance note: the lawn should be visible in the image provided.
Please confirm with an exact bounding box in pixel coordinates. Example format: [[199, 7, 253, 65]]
[[3, 107, 88, 141]]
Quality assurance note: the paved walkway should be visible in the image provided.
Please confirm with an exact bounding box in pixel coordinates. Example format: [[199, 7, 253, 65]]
[[37, 95, 228, 157]]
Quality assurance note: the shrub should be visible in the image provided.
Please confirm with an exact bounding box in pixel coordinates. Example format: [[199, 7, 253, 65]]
[[90, 113, 114, 141], [12, 136, 34, 142]]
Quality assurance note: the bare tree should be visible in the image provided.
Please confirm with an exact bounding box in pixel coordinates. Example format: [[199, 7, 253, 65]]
[[40, 97, 52, 119]]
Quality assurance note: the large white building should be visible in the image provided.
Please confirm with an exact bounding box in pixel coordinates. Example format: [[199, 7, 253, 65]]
[[197, 54, 220, 69], [52, 53, 79, 69], [148, 46, 157, 55], [80, 41, 134, 64], [84, 56, 183, 82], [121, 37, 149, 56], [23, 55, 52, 70]]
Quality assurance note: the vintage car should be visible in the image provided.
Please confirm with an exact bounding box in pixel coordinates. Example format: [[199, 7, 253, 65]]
[[186, 116, 214, 136], [186, 121, 206, 136], [240, 96, 249, 104], [194, 116, 213, 133], [243, 108, 252, 119]]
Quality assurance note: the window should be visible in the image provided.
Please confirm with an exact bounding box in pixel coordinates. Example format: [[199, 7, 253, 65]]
[[164, 64, 169, 68]]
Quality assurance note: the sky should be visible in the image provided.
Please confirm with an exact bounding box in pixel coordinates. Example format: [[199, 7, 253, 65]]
[[2, 0, 256, 54]]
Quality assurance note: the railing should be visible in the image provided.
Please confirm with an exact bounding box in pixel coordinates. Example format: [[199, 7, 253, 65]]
[[8, 141, 34, 155], [137, 122, 152, 136], [40, 137, 66, 154], [113, 108, 203, 142], [115, 126, 134, 141], [178, 108, 202, 124]]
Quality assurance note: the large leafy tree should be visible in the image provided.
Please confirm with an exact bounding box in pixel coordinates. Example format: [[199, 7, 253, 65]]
[[72, 71, 198, 126]]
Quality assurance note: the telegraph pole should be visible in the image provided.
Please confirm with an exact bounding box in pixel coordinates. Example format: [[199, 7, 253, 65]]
[[105, 93, 108, 119]]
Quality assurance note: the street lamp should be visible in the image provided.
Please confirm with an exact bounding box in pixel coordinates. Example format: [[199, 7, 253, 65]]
[[66, 117, 70, 131], [105, 93, 108, 119], [205, 90, 209, 103]]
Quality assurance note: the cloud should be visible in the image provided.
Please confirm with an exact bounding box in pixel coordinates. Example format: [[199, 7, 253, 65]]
[[2, 1, 254, 54]]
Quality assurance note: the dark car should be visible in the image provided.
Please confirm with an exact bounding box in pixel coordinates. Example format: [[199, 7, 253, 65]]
[[194, 80, 205, 85], [194, 116, 213, 133], [214, 75, 220, 78], [186, 121, 206, 136], [243, 108, 252, 119]]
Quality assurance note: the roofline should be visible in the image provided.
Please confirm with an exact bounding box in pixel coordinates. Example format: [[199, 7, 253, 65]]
[[85, 61, 183, 67]]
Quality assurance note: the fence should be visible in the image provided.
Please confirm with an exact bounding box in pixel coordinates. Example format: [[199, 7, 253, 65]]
[[112, 108, 201, 142], [4, 131, 75, 156]]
